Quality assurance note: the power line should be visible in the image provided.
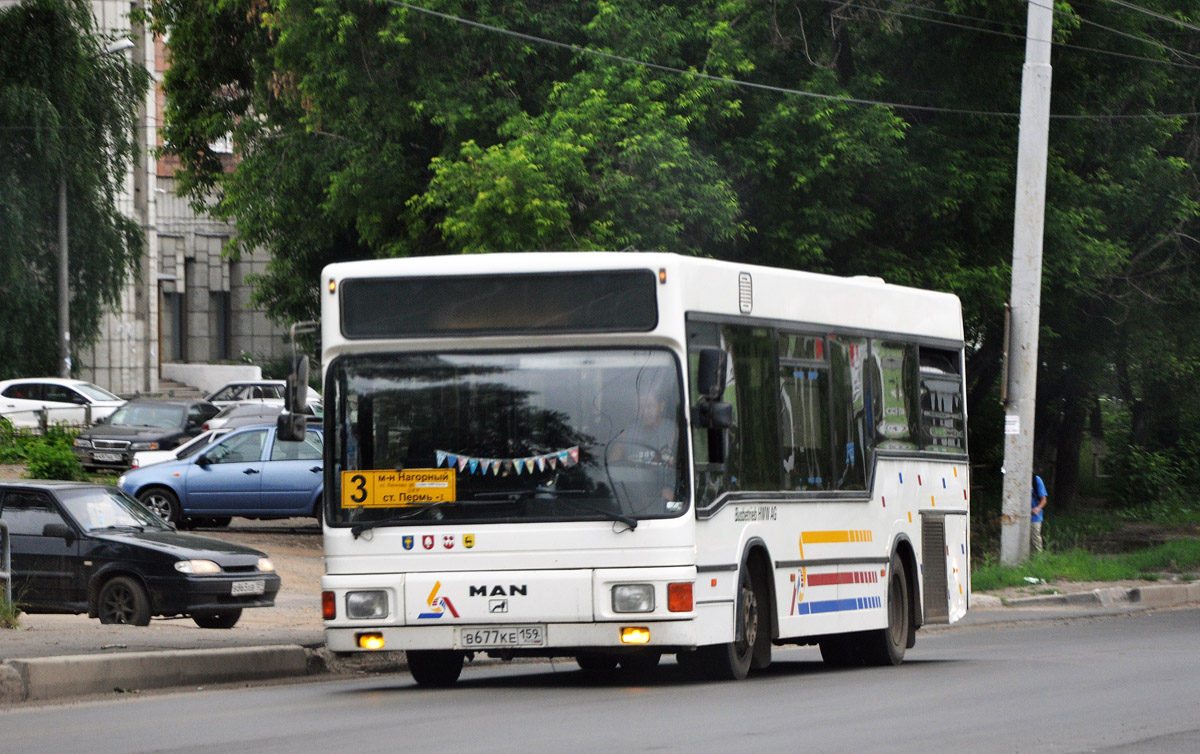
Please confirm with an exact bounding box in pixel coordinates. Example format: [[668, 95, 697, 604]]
[[382, 0, 1200, 120], [1098, 0, 1200, 34], [819, 0, 1200, 71], [380, 0, 1017, 118]]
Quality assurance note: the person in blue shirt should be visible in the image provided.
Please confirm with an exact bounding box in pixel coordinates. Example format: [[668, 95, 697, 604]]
[[1031, 474, 1048, 553]]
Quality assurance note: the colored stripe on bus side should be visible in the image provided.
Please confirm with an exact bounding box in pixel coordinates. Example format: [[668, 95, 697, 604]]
[[794, 596, 883, 615]]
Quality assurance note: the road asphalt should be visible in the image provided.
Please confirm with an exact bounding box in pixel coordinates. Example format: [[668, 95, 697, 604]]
[[3, 579, 1197, 704]]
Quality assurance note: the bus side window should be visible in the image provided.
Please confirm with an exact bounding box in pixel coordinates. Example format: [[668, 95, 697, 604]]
[[870, 340, 918, 450], [918, 347, 966, 453], [828, 336, 868, 490], [779, 333, 830, 490]]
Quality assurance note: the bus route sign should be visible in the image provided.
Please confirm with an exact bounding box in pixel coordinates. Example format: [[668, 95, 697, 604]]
[[340, 469, 457, 508]]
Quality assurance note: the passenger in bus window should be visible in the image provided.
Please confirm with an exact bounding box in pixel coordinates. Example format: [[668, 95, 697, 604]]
[[608, 380, 679, 503]]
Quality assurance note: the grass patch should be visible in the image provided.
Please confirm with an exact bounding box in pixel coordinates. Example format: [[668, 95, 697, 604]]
[[972, 538, 1200, 592], [0, 592, 22, 629]]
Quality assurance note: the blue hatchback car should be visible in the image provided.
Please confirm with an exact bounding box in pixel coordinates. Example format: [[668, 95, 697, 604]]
[[118, 424, 323, 527]]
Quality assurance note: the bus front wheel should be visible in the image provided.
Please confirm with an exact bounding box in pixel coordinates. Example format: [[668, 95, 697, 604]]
[[697, 565, 765, 680], [407, 650, 464, 687]]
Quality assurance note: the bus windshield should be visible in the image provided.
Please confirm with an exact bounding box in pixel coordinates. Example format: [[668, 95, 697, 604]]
[[328, 349, 688, 527]]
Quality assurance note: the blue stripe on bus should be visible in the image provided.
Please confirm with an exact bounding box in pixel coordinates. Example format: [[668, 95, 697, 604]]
[[794, 596, 882, 615]]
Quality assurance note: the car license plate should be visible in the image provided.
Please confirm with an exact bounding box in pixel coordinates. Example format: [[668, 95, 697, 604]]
[[457, 625, 546, 649], [231, 580, 265, 596], [94, 452, 123, 463]]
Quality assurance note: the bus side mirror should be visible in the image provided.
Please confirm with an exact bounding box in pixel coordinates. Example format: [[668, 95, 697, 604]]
[[285, 355, 310, 414], [696, 348, 727, 400], [693, 401, 733, 430], [277, 411, 308, 443]]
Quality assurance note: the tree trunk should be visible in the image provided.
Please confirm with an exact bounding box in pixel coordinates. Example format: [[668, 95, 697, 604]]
[[1053, 394, 1087, 513]]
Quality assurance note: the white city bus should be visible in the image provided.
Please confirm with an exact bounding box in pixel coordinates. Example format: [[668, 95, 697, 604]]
[[314, 252, 970, 685]]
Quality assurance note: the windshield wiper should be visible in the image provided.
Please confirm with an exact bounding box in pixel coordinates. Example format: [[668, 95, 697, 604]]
[[348, 501, 466, 538], [474, 488, 637, 530]]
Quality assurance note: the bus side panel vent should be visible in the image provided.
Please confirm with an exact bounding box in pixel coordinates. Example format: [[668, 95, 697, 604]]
[[921, 513, 950, 624]]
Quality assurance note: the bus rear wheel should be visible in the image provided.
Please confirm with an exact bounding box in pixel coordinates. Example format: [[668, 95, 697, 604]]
[[862, 553, 911, 666], [407, 650, 464, 687], [818, 552, 911, 668]]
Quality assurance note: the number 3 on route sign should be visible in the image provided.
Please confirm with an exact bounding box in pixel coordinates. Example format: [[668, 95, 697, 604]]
[[340, 469, 456, 508]]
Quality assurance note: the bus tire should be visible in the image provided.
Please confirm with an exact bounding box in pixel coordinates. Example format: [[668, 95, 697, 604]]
[[863, 552, 911, 666], [407, 650, 464, 687], [577, 653, 619, 673], [619, 650, 661, 677], [698, 566, 762, 680], [818, 634, 860, 668]]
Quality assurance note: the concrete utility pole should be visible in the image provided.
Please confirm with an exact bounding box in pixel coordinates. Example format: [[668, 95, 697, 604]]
[[1000, 0, 1054, 566]]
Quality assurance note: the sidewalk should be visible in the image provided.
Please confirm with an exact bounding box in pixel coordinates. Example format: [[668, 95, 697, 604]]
[[4, 580, 1198, 703]]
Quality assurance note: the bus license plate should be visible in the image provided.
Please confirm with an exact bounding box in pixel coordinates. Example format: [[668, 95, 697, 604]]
[[94, 452, 122, 463], [231, 580, 265, 596], [457, 625, 546, 649]]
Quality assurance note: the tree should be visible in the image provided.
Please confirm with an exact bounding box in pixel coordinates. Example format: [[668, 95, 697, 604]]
[[0, 0, 149, 378], [149, 0, 1200, 514]]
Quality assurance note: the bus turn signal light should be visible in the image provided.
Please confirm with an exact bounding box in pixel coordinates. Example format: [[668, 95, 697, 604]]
[[667, 582, 693, 612], [620, 627, 650, 644]]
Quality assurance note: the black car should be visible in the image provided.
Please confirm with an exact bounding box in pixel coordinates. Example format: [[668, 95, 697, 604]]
[[73, 399, 220, 471], [0, 481, 280, 628]]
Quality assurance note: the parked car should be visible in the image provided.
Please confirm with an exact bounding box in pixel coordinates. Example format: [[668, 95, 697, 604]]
[[0, 481, 280, 628], [203, 402, 283, 430], [0, 377, 125, 428], [118, 423, 324, 526], [130, 427, 232, 469], [72, 399, 220, 471], [204, 380, 322, 412]]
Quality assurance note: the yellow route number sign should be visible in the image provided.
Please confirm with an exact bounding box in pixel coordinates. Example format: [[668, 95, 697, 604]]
[[340, 469, 456, 508]]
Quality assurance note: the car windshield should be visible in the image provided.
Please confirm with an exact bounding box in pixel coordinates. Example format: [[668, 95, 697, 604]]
[[107, 403, 186, 429], [56, 487, 170, 531], [328, 349, 687, 527], [74, 382, 121, 401]]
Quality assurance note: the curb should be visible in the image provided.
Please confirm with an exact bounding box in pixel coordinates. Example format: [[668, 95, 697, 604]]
[[1001, 582, 1200, 609], [0, 644, 315, 703]]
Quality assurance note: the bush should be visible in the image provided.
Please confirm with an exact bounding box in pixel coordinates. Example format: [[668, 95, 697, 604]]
[[24, 440, 86, 481]]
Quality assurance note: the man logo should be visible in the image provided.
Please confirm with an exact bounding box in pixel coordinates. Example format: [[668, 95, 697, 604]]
[[402, 535, 414, 551], [469, 585, 528, 597], [489, 599, 508, 614]]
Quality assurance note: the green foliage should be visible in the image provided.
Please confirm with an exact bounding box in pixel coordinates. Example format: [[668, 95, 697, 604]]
[[147, 0, 1200, 538], [0, 0, 150, 378], [0, 592, 21, 630], [23, 427, 85, 481]]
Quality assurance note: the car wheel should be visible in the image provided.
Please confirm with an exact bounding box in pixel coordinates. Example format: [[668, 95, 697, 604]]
[[138, 487, 182, 525], [192, 609, 242, 629], [97, 576, 151, 626]]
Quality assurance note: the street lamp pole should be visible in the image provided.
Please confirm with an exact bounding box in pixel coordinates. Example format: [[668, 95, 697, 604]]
[[58, 174, 70, 378], [57, 38, 134, 379]]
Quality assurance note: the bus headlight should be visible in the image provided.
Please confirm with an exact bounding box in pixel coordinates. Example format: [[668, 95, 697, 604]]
[[346, 590, 389, 619], [612, 584, 655, 613]]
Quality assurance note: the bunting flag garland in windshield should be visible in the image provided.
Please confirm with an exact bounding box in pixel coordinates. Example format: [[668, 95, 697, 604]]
[[436, 447, 580, 476]]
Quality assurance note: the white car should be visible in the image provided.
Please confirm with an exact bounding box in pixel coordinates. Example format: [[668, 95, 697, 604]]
[[129, 427, 231, 469], [0, 378, 125, 428], [203, 380, 322, 411]]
